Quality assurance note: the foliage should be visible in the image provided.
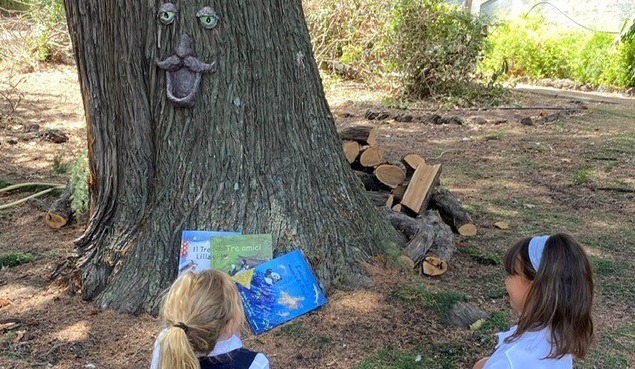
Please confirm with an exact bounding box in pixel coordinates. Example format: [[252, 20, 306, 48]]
[[0, 251, 35, 268], [479, 15, 635, 88], [303, 0, 392, 80], [68, 153, 89, 218], [0, 0, 71, 70], [388, 0, 487, 98], [52, 154, 70, 174], [304, 0, 499, 103]]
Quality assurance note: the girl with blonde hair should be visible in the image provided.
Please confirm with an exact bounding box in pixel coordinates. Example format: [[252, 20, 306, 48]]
[[150, 270, 269, 369]]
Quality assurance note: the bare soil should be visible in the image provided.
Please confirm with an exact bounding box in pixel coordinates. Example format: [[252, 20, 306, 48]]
[[1, 65, 634, 369]]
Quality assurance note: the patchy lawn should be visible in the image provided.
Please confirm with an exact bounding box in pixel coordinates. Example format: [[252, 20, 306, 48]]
[[1, 65, 634, 369]]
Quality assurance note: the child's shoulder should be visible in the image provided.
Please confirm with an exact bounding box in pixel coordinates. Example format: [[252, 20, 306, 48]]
[[485, 327, 572, 369], [200, 348, 268, 369]]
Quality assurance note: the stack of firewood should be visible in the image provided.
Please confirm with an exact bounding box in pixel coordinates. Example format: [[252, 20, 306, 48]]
[[339, 124, 477, 277]]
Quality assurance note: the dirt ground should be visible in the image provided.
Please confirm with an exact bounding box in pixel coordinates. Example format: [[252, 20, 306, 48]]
[[1, 65, 634, 369]]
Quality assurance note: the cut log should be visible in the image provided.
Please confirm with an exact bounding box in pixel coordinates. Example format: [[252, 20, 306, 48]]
[[422, 256, 447, 276], [355, 171, 383, 191], [374, 164, 406, 189], [342, 140, 360, 163], [429, 189, 477, 236], [391, 203, 402, 212], [392, 184, 407, 202], [337, 125, 378, 146], [366, 191, 391, 207], [401, 163, 442, 214], [445, 302, 488, 328], [383, 207, 422, 238], [385, 209, 455, 276], [359, 146, 383, 167], [402, 153, 426, 172], [385, 194, 395, 208], [46, 185, 72, 229]]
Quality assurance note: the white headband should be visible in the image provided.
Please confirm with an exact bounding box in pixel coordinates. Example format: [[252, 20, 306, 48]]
[[528, 235, 550, 271]]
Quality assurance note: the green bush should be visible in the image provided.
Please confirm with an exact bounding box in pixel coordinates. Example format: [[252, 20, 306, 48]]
[[69, 153, 89, 218], [388, 0, 487, 97], [0, 252, 35, 268], [0, 0, 70, 68], [304, 0, 495, 102], [479, 15, 635, 88], [303, 0, 392, 79]]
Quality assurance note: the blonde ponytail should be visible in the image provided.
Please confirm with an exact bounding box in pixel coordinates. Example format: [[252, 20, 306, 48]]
[[157, 270, 246, 369], [158, 326, 199, 369]]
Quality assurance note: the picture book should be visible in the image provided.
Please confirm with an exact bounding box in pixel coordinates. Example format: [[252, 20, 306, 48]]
[[210, 234, 273, 277], [235, 250, 328, 335], [178, 230, 240, 275]]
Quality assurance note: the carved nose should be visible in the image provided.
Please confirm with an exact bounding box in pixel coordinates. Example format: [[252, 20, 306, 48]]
[[175, 34, 194, 58]]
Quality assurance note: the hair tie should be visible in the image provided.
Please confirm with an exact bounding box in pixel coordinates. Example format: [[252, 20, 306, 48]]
[[528, 235, 550, 271], [174, 322, 189, 333]]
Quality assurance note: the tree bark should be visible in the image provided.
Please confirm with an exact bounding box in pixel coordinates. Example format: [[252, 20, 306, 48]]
[[64, 0, 400, 313]]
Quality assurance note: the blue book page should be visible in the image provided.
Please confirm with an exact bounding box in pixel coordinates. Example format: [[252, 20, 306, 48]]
[[178, 230, 240, 274], [236, 250, 328, 335]]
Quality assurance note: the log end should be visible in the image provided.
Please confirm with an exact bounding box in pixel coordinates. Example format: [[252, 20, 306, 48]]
[[421, 256, 447, 276], [46, 212, 68, 229], [458, 223, 477, 236]]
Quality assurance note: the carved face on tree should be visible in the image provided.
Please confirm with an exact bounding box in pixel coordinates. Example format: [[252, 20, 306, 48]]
[[156, 2, 220, 107]]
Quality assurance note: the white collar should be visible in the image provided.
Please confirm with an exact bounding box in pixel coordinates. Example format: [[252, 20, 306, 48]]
[[209, 334, 243, 356]]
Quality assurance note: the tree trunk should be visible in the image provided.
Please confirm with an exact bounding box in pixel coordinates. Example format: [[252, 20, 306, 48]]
[[64, 0, 400, 314]]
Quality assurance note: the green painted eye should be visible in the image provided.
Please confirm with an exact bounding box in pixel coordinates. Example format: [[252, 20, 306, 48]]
[[158, 3, 177, 25], [197, 7, 219, 29], [160, 11, 175, 24]]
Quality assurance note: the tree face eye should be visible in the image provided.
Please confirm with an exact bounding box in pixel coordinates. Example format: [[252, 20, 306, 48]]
[[197, 7, 219, 29], [158, 3, 177, 25]]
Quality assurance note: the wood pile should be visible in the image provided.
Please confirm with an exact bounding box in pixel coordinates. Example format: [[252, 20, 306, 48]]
[[339, 124, 477, 277]]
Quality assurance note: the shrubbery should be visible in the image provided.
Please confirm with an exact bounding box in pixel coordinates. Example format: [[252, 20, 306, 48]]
[[0, 0, 70, 70], [304, 0, 492, 101], [478, 15, 635, 89]]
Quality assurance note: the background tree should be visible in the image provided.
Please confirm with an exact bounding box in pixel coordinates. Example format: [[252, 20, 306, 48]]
[[64, 0, 401, 313]]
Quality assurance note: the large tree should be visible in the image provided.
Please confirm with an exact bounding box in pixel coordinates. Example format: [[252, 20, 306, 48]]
[[64, 0, 400, 314]]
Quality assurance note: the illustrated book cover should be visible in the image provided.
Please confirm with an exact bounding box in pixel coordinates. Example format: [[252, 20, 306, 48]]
[[235, 249, 328, 334], [210, 234, 273, 277], [178, 230, 240, 275]]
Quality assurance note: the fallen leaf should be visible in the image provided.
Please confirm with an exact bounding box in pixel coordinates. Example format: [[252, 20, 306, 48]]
[[470, 318, 486, 331], [0, 298, 12, 308], [494, 221, 510, 230]]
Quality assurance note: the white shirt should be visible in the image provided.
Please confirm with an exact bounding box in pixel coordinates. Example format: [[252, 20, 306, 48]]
[[483, 326, 573, 369], [150, 331, 269, 369]]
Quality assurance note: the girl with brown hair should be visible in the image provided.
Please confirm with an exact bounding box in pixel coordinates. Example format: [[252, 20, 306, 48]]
[[473, 233, 594, 369], [150, 270, 269, 369]]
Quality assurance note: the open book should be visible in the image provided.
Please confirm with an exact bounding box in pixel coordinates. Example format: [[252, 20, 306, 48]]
[[235, 250, 328, 334]]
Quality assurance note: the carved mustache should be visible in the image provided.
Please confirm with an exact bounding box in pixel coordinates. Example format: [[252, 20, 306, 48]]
[[155, 33, 217, 108], [156, 55, 215, 74]]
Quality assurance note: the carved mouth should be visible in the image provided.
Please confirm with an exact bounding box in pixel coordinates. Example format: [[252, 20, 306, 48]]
[[166, 67, 202, 107], [156, 55, 216, 108]]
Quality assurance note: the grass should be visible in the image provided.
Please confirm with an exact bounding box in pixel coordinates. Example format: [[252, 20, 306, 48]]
[[572, 167, 593, 185], [273, 321, 304, 338], [472, 310, 509, 346], [579, 323, 635, 369], [355, 342, 470, 369], [391, 285, 467, 318], [0, 252, 35, 268], [461, 247, 501, 266]]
